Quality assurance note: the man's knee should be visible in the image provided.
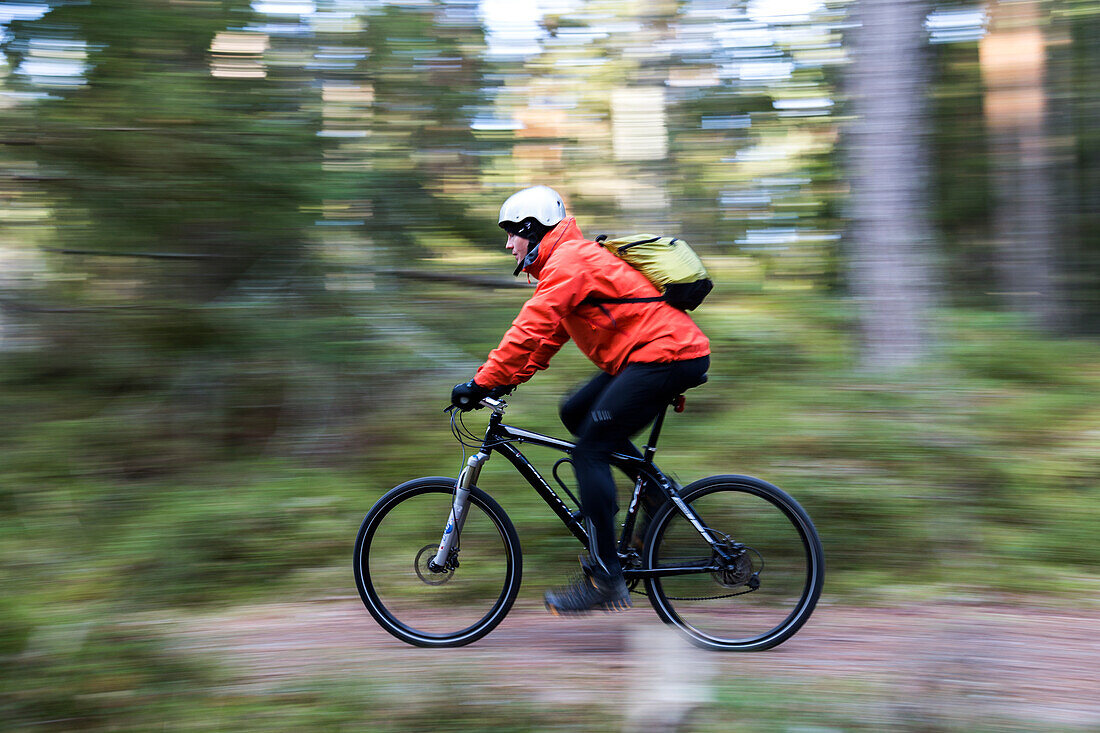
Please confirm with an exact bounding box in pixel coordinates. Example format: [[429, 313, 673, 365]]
[[560, 372, 614, 436], [561, 392, 602, 436], [560, 399, 584, 436]]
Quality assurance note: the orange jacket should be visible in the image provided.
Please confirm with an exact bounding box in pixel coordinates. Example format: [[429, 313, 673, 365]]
[[474, 218, 710, 389]]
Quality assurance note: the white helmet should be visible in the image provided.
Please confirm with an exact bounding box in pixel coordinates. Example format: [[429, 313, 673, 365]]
[[498, 185, 566, 232]]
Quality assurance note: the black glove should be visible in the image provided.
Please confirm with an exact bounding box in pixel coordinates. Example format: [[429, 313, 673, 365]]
[[487, 384, 516, 399], [451, 380, 490, 411]]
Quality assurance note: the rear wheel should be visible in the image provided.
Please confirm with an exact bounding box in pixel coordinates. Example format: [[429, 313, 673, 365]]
[[643, 475, 823, 651], [354, 477, 522, 647]]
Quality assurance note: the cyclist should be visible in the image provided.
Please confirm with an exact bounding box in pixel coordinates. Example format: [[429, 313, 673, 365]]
[[450, 185, 710, 615]]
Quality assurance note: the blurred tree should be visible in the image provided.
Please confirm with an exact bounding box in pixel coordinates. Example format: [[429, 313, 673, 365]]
[[0, 0, 338, 458], [929, 29, 993, 305], [663, 3, 846, 284], [846, 0, 937, 367], [356, 0, 497, 253], [0, 0, 503, 459], [981, 0, 1066, 330], [2, 0, 324, 303], [1060, 0, 1100, 331]]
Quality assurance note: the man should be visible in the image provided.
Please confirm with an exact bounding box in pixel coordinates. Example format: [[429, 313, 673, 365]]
[[451, 185, 710, 615]]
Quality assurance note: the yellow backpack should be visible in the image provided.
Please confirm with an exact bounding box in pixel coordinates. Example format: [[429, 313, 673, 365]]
[[593, 234, 713, 311]]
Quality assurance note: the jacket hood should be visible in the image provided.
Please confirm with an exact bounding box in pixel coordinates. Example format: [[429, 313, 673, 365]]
[[522, 217, 584, 279]]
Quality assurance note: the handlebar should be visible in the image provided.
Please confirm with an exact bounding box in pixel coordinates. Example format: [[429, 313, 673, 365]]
[[445, 396, 507, 414]]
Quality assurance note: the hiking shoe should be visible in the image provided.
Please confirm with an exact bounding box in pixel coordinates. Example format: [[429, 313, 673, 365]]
[[544, 570, 632, 616]]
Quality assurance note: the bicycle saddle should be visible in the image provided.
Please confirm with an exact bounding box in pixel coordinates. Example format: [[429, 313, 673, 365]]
[[671, 373, 706, 412]]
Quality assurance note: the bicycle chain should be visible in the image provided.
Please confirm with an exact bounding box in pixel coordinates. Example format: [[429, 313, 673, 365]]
[[629, 586, 757, 601]]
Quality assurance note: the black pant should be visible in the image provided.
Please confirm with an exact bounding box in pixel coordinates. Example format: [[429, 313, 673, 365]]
[[560, 356, 709, 578]]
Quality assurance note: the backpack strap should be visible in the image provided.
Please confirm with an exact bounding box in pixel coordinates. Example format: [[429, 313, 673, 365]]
[[614, 236, 664, 253], [593, 234, 667, 253]]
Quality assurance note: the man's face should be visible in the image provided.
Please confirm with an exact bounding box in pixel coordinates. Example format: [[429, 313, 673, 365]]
[[506, 232, 530, 266]]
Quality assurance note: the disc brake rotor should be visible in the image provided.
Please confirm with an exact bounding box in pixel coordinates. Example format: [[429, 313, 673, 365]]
[[414, 544, 454, 586]]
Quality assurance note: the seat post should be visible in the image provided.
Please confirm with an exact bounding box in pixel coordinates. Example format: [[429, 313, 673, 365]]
[[641, 404, 670, 463]]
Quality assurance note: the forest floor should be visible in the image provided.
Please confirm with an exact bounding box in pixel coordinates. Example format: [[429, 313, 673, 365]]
[[171, 596, 1100, 731]]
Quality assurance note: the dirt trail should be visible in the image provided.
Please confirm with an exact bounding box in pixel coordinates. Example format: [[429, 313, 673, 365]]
[[174, 598, 1100, 728]]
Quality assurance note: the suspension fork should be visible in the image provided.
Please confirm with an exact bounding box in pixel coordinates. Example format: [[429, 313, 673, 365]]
[[430, 450, 489, 570]]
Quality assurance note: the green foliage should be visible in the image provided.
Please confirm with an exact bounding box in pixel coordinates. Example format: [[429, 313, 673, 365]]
[[4, 0, 324, 287], [1, 613, 216, 731], [115, 474, 355, 606], [0, 594, 33, 658], [697, 674, 1089, 733]]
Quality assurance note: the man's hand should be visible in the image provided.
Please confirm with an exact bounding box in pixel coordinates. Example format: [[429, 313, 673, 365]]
[[450, 380, 490, 411], [487, 384, 516, 399]]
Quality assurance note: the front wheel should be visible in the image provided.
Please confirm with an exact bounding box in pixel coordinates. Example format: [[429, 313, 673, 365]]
[[643, 475, 824, 651], [353, 477, 522, 647]]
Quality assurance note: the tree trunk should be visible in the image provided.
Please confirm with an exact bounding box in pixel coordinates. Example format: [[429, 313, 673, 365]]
[[981, 0, 1065, 330], [847, 0, 937, 368]]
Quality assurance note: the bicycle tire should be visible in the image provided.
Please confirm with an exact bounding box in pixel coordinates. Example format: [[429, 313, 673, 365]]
[[354, 477, 522, 647], [643, 475, 823, 651]]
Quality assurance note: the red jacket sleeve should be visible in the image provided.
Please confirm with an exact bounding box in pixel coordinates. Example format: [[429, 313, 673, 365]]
[[513, 321, 569, 383], [474, 259, 588, 389]]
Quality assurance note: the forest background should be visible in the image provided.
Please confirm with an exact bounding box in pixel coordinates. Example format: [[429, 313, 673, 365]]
[[1, 0, 1098, 730]]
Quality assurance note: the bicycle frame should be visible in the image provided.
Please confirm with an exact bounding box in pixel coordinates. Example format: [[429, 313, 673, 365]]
[[432, 399, 735, 582]]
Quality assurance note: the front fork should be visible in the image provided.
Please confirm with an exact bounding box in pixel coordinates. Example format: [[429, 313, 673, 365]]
[[430, 451, 489, 571]]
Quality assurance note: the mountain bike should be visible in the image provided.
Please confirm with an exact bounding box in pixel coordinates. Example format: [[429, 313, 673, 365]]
[[353, 394, 824, 651]]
